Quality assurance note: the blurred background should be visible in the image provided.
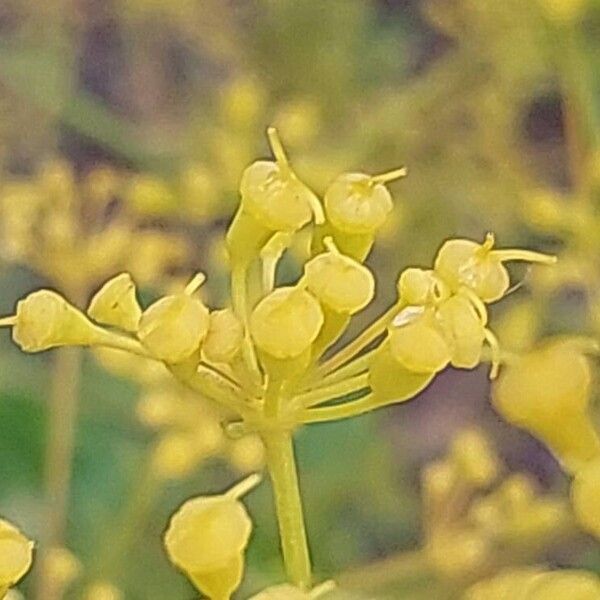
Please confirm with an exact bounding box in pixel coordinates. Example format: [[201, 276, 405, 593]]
[[2, 0, 600, 598]]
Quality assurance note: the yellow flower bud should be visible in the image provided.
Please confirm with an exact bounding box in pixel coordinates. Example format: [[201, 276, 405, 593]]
[[493, 339, 600, 473], [202, 309, 244, 363], [250, 287, 324, 359], [239, 129, 323, 233], [436, 294, 486, 369], [571, 456, 600, 539], [388, 307, 451, 374], [450, 429, 499, 488], [88, 273, 142, 332], [2, 290, 107, 352], [304, 238, 375, 314], [0, 519, 34, 594], [397, 268, 449, 305], [227, 128, 323, 265], [434, 233, 555, 303], [324, 168, 405, 235], [138, 275, 210, 363], [368, 341, 435, 403], [164, 475, 259, 599]]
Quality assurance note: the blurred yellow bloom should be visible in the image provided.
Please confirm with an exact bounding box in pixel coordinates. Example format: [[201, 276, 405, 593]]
[[0, 519, 34, 598]]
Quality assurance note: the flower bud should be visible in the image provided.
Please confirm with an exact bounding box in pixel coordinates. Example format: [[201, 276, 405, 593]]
[[436, 294, 486, 369], [88, 273, 142, 332], [397, 268, 449, 305], [202, 309, 244, 363], [434, 234, 555, 303], [0, 519, 34, 594], [250, 287, 324, 359], [571, 456, 600, 539], [304, 238, 375, 314], [4, 290, 107, 352], [324, 170, 403, 235], [388, 307, 451, 374], [493, 340, 600, 473], [164, 475, 258, 599], [239, 128, 323, 234], [368, 341, 435, 403], [240, 161, 319, 233], [138, 277, 210, 363]]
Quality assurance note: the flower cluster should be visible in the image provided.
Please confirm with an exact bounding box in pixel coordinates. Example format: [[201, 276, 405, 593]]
[[0, 129, 558, 596], [421, 429, 568, 581], [0, 159, 188, 297]]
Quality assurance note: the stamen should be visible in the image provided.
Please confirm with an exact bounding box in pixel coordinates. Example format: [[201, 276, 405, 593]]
[[307, 193, 325, 225], [491, 249, 557, 265], [370, 166, 407, 185], [267, 126, 291, 177], [484, 328, 501, 379], [184, 272, 207, 296], [225, 473, 262, 500], [323, 236, 341, 255], [460, 287, 488, 326], [0, 315, 17, 327]]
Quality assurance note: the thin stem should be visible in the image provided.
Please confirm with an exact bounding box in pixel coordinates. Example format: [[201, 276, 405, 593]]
[[36, 346, 83, 600], [262, 431, 311, 590], [311, 349, 376, 391], [168, 362, 254, 420], [294, 373, 370, 409], [301, 392, 379, 424], [231, 265, 263, 387], [316, 303, 401, 377], [370, 166, 407, 185]]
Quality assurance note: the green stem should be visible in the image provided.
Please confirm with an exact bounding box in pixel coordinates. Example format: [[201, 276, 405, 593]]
[[36, 346, 83, 600], [262, 431, 312, 589], [316, 303, 400, 377], [301, 392, 379, 424], [294, 373, 370, 409], [309, 350, 375, 391]]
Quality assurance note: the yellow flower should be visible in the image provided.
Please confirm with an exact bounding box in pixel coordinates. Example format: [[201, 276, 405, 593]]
[[434, 233, 555, 303], [493, 339, 600, 473], [450, 428, 499, 488], [1, 290, 107, 352], [137, 274, 210, 363], [250, 287, 324, 360], [164, 475, 259, 600], [324, 169, 404, 235], [304, 237, 375, 315], [388, 307, 451, 374], [0, 519, 34, 597], [202, 309, 244, 363], [88, 273, 142, 332]]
